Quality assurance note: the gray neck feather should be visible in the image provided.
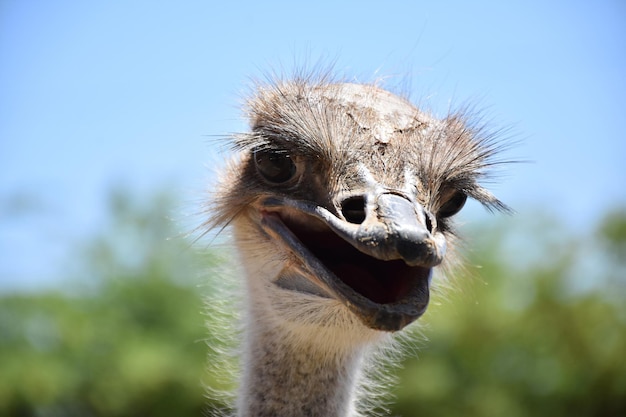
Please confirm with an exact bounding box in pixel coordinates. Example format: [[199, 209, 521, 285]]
[[236, 317, 365, 417]]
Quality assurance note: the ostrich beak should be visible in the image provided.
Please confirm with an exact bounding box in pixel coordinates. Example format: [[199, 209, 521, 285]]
[[259, 194, 445, 332]]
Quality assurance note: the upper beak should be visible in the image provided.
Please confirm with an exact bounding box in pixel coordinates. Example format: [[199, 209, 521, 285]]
[[323, 192, 446, 268]]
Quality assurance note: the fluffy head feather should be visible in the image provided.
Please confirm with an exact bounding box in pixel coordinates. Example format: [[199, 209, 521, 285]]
[[208, 76, 509, 245]]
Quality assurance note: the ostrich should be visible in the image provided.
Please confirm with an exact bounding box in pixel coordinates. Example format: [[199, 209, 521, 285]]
[[205, 73, 509, 417]]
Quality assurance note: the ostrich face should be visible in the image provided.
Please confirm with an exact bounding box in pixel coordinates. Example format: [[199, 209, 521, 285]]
[[214, 81, 505, 333]]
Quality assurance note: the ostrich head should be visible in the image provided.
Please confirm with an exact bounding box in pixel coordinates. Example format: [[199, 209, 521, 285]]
[[204, 74, 509, 417], [209, 77, 507, 339]]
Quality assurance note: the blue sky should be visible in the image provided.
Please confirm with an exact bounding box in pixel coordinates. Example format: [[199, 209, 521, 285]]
[[1, 1, 625, 291]]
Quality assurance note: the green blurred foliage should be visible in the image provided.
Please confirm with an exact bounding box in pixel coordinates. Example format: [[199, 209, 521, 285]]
[[392, 208, 626, 417], [0, 189, 217, 417], [1, 190, 624, 417]]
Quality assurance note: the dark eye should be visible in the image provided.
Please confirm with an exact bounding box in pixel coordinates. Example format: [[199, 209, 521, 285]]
[[438, 191, 467, 218], [253, 149, 297, 184]]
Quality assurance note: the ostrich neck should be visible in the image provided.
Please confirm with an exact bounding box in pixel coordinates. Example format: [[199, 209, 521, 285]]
[[237, 309, 365, 417]]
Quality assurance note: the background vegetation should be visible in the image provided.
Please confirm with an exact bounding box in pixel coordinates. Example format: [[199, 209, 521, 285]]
[[1, 189, 624, 417]]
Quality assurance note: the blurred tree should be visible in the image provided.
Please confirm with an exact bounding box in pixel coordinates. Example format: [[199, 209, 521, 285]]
[[597, 206, 626, 262], [0, 187, 217, 417], [391, 210, 626, 417], [1, 190, 624, 417]]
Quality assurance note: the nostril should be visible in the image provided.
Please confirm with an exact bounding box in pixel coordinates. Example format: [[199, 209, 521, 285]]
[[341, 196, 367, 224]]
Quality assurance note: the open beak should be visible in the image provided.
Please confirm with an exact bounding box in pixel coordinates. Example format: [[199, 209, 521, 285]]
[[259, 192, 445, 332]]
